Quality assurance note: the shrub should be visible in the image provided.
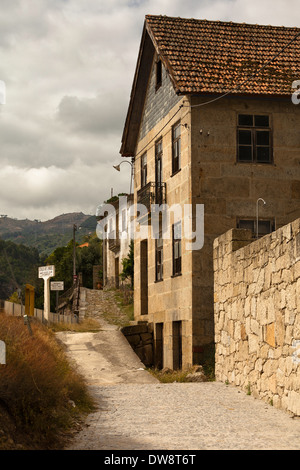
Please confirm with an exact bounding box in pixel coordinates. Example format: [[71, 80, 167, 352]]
[[0, 313, 95, 449]]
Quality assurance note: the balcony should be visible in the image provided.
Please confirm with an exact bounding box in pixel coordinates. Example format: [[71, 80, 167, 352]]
[[108, 231, 120, 253], [137, 182, 166, 213]]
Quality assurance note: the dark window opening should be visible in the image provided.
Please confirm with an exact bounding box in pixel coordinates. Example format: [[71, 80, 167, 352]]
[[172, 222, 182, 276], [155, 236, 163, 282], [238, 218, 275, 238], [237, 114, 272, 164], [141, 153, 147, 188], [156, 59, 162, 90], [155, 138, 163, 205], [172, 121, 181, 174]]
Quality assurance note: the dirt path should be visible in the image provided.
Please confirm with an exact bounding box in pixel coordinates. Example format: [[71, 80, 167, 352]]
[[56, 290, 300, 451]]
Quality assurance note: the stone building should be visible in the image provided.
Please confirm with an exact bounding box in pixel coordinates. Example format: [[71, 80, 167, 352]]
[[120, 15, 300, 370], [102, 194, 133, 290]]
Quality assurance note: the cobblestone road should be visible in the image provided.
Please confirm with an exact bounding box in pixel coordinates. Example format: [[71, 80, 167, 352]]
[[59, 289, 300, 451]]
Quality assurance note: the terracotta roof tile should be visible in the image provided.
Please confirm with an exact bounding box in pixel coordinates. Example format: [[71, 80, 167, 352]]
[[145, 15, 300, 95]]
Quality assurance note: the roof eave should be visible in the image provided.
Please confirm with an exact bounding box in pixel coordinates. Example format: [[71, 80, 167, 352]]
[[120, 23, 155, 157]]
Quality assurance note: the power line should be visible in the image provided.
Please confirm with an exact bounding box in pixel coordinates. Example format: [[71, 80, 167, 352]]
[[183, 29, 300, 109], [131, 27, 300, 163], [135, 105, 183, 160]]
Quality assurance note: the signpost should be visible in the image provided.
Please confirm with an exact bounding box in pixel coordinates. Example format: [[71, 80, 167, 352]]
[[50, 281, 64, 312], [38, 265, 55, 322], [50, 281, 64, 291]]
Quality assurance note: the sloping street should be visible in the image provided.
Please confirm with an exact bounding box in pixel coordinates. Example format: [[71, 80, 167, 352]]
[[56, 290, 300, 451]]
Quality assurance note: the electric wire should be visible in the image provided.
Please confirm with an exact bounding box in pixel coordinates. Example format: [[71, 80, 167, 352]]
[[184, 29, 300, 109], [132, 28, 300, 162]]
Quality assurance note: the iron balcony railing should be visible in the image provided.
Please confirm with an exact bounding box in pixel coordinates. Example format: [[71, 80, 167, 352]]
[[137, 182, 166, 213], [108, 230, 120, 252]]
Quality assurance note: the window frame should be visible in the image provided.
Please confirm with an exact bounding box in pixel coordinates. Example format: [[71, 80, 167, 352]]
[[155, 236, 163, 282], [172, 121, 181, 175], [237, 114, 273, 164], [172, 222, 182, 276], [121, 208, 127, 233], [237, 217, 275, 238], [141, 152, 147, 188]]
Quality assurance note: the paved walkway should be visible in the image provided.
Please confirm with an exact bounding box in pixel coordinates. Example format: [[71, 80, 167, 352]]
[[57, 290, 300, 451]]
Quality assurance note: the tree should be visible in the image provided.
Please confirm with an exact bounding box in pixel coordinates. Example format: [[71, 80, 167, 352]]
[[120, 240, 134, 288]]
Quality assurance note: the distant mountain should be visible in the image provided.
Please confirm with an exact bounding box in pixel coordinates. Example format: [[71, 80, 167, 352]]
[[0, 212, 97, 256]]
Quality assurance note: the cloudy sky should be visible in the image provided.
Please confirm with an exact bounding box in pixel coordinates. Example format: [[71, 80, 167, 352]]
[[0, 0, 299, 221]]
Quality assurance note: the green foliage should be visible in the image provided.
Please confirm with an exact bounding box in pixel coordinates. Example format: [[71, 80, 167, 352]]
[[0, 239, 41, 302], [0, 232, 102, 311], [45, 234, 102, 310], [46, 240, 75, 292], [0, 214, 97, 257], [7, 292, 21, 304], [120, 239, 134, 288], [76, 235, 102, 289]]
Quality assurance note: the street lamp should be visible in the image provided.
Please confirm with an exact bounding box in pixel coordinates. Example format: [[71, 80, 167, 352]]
[[113, 159, 134, 194], [256, 198, 266, 239]]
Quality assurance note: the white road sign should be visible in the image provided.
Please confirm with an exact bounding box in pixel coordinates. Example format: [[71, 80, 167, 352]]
[[50, 281, 64, 291], [38, 265, 55, 279]]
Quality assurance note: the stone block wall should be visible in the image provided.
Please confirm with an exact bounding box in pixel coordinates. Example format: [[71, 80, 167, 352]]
[[121, 323, 154, 367], [213, 219, 300, 416]]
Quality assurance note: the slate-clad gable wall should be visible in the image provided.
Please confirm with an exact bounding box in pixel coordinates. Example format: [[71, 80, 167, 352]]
[[138, 58, 181, 142]]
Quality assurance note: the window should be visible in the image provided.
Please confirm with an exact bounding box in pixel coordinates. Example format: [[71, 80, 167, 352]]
[[155, 138, 163, 205], [156, 58, 162, 90], [155, 236, 163, 281], [172, 222, 182, 276], [172, 121, 181, 174], [121, 208, 127, 232], [155, 217, 163, 282], [141, 153, 147, 188], [238, 218, 275, 238], [237, 114, 272, 163]]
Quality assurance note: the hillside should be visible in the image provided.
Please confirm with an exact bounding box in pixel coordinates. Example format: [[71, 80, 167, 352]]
[[0, 213, 97, 256], [0, 239, 40, 301]]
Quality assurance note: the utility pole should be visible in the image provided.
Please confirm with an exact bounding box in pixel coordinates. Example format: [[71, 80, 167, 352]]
[[73, 224, 77, 283]]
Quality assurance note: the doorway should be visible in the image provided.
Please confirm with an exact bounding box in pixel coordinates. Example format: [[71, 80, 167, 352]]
[[115, 257, 119, 289], [155, 323, 164, 369], [140, 240, 148, 315], [173, 321, 182, 370]]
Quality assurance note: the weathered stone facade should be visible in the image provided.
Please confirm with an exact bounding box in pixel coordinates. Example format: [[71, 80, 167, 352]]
[[190, 94, 300, 363], [103, 195, 133, 290], [133, 81, 300, 370], [214, 219, 300, 415], [121, 16, 300, 370]]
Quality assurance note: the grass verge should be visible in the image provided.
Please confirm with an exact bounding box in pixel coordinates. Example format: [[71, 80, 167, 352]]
[[147, 367, 195, 383], [50, 317, 102, 333], [0, 313, 96, 450], [101, 289, 134, 328]]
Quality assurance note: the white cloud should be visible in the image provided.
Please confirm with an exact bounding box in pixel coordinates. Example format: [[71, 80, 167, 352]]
[[0, 0, 299, 221]]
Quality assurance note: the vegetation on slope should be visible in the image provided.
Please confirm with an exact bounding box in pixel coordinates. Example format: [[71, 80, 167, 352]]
[[0, 313, 95, 450], [0, 232, 102, 312], [0, 239, 41, 302], [0, 213, 97, 257]]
